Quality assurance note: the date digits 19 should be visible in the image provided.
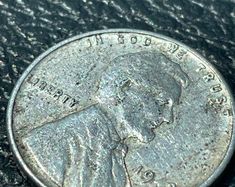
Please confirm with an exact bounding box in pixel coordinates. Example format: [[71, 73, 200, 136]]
[[133, 165, 177, 187]]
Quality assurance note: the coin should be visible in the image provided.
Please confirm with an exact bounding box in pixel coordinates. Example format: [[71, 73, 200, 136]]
[[7, 29, 235, 187]]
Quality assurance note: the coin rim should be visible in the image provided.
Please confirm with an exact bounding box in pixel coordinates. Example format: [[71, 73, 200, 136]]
[[6, 29, 235, 187]]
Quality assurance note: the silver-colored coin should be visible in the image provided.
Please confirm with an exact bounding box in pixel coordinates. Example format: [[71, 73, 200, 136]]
[[7, 29, 235, 187]]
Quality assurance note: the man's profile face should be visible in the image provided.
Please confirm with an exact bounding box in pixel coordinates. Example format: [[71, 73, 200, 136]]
[[97, 52, 186, 144], [120, 75, 181, 143]]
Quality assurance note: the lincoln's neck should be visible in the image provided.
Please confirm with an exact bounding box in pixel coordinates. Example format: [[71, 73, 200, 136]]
[[89, 104, 122, 143], [95, 103, 131, 143]]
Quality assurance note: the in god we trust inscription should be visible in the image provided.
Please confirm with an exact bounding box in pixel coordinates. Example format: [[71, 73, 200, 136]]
[[7, 29, 235, 187]]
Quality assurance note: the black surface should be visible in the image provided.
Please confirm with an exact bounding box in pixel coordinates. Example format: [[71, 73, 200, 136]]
[[0, 0, 235, 186]]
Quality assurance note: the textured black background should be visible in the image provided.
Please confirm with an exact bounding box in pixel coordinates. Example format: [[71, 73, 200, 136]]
[[0, 0, 234, 186]]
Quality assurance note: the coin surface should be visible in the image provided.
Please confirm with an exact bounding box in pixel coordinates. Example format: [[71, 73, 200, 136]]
[[7, 29, 235, 187]]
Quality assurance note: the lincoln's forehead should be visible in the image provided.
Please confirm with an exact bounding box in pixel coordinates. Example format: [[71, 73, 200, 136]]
[[98, 51, 187, 101]]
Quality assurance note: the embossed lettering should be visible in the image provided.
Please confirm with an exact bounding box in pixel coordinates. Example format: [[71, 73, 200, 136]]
[[223, 108, 233, 116], [210, 84, 222, 93], [167, 43, 179, 53], [176, 49, 187, 60], [95, 35, 104, 45], [46, 85, 56, 95], [28, 76, 39, 86], [87, 38, 92, 47], [133, 165, 155, 183], [69, 98, 78, 107], [134, 165, 143, 174], [53, 89, 63, 100], [39, 81, 47, 90], [167, 183, 177, 187], [27, 76, 78, 108], [131, 36, 137, 44], [118, 34, 124, 44], [196, 64, 206, 72], [132, 165, 177, 186], [141, 169, 155, 183], [207, 95, 228, 114], [215, 95, 227, 104], [62, 94, 71, 104], [144, 38, 151, 46], [203, 72, 215, 82]]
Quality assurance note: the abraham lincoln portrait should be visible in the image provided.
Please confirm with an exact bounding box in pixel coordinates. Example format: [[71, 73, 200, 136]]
[[23, 51, 188, 187]]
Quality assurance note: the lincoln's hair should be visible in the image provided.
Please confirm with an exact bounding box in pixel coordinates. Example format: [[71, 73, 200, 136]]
[[97, 51, 189, 103]]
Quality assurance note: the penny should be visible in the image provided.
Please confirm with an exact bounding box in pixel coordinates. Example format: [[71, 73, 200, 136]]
[[7, 29, 235, 187]]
